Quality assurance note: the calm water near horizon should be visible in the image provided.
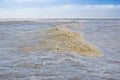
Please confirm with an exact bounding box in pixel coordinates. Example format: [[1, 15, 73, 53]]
[[0, 19, 120, 80]]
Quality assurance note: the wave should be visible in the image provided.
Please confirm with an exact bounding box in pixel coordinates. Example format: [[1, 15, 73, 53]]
[[21, 26, 102, 56], [54, 23, 83, 28]]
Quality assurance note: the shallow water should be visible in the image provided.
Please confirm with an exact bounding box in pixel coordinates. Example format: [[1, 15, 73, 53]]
[[0, 19, 120, 80]]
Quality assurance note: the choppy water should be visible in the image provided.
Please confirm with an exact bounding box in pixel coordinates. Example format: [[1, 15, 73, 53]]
[[0, 19, 120, 80]]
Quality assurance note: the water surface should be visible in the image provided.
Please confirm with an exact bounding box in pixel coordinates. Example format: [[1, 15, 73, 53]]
[[0, 19, 120, 80]]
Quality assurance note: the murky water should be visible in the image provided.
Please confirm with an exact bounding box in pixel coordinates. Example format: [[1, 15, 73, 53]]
[[0, 19, 120, 80]]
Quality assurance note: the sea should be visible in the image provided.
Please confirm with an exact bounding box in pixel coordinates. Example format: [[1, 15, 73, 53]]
[[0, 19, 120, 80]]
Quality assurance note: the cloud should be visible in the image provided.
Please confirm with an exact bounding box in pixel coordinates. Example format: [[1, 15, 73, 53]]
[[56, 4, 120, 9], [0, 5, 120, 18]]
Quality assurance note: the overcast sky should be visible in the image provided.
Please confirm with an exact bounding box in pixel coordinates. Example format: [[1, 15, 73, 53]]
[[0, 0, 120, 18]]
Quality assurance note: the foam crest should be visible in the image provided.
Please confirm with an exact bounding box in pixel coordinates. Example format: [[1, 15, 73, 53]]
[[21, 27, 102, 56]]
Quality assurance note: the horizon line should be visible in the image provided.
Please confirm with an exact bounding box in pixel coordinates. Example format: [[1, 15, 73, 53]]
[[0, 18, 120, 20]]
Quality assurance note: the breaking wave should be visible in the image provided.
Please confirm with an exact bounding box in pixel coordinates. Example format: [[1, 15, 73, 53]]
[[21, 26, 102, 56]]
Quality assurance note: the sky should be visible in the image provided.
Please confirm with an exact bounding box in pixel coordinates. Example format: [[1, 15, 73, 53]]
[[0, 0, 120, 18]]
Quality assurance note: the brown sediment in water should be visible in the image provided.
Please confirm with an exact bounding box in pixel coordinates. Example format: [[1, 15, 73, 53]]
[[21, 27, 102, 56]]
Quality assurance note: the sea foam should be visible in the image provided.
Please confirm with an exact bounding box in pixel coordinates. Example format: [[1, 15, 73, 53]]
[[21, 26, 102, 56]]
